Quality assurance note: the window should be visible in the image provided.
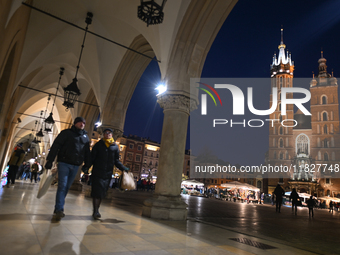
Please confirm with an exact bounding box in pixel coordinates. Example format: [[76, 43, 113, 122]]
[[257, 181, 261, 189], [322, 96, 327, 104], [279, 152, 283, 160], [278, 103, 281, 111], [134, 164, 140, 172], [323, 112, 328, 121], [296, 134, 309, 154], [330, 124, 334, 133], [279, 138, 284, 148], [187, 160, 190, 166], [151, 152, 153, 157], [145, 151, 147, 156], [127, 152, 133, 161], [156, 154, 159, 158], [135, 155, 141, 162], [155, 162, 158, 166], [129, 143, 134, 149], [327, 189, 330, 196], [286, 151, 289, 159], [274, 151, 277, 159], [324, 153, 329, 161], [324, 139, 328, 148], [279, 126, 283, 135], [137, 145, 142, 151], [324, 125, 328, 134]]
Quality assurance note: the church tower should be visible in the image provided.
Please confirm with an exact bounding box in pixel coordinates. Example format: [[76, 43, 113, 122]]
[[310, 52, 340, 190], [268, 29, 294, 176]]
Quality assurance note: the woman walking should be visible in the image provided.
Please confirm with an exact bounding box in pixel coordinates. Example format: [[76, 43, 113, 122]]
[[90, 128, 128, 219]]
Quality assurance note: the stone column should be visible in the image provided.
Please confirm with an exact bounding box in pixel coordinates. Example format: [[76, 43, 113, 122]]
[[142, 93, 197, 220]]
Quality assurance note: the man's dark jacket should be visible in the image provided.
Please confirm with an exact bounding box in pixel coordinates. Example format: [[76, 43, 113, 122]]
[[91, 139, 126, 179], [46, 125, 91, 167]]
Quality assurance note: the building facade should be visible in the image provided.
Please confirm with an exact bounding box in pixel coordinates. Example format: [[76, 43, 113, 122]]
[[266, 32, 340, 196]]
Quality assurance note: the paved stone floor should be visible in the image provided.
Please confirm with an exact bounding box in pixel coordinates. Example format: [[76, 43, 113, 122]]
[[0, 180, 336, 255]]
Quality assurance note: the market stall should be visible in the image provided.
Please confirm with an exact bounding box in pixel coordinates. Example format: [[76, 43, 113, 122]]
[[181, 179, 204, 196], [221, 181, 260, 202]]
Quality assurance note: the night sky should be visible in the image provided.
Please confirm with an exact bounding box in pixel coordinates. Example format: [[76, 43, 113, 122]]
[[123, 0, 340, 166]]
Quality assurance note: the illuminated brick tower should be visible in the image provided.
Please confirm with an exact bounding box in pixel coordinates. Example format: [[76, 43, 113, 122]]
[[267, 29, 295, 180]]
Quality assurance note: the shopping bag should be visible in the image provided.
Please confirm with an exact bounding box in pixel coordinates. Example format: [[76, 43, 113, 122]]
[[120, 172, 136, 190], [37, 167, 57, 199]]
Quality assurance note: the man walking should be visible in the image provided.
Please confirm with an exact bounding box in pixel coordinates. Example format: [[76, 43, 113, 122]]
[[274, 184, 285, 213], [6, 143, 25, 187], [45, 117, 91, 220]]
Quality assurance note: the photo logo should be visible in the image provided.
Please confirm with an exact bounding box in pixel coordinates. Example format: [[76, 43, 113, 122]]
[[199, 83, 311, 116], [197, 82, 222, 115]]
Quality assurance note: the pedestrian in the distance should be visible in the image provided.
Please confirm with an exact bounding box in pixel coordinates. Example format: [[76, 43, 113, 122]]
[[6, 143, 25, 187], [307, 196, 316, 217], [45, 117, 91, 221], [90, 128, 129, 219], [30, 161, 39, 183], [329, 200, 334, 213], [274, 184, 285, 213], [289, 188, 300, 215]]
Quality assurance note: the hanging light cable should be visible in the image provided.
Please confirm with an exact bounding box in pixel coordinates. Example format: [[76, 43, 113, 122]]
[[63, 12, 93, 109], [45, 67, 64, 132]]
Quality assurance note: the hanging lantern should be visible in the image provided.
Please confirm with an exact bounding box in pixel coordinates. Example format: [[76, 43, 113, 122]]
[[36, 128, 44, 137], [62, 78, 81, 109], [44, 112, 55, 132], [62, 12, 92, 109], [138, 0, 167, 26]]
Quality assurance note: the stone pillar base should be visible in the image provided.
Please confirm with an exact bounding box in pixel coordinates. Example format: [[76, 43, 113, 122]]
[[142, 195, 187, 220], [69, 182, 83, 191]]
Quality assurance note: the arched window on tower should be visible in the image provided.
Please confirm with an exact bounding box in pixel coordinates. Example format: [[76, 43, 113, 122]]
[[280, 77, 283, 88], [278, 103, 281, 111], [279, 126, 283, 135], [317, 138, 320, 147], [318, 151, 321, 160], [330, 124, 334, 133], [296, 134, 309, 155], [323, 112, 328, 121], [317, 125, 320, 134], [331, 137, 335, 147], [279, 152, 284, 160], [324, 139, 328, 148], [324, 153, 329, 161], [324, 125, 328, 134], [279, 138, 284, 148], [322, 96, 327, 104], [279, 115, 283, 122]]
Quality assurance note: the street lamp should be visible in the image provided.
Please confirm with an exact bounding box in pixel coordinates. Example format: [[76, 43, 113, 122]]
[[63, 12, 93, 109], [155, 83, 167, 95]]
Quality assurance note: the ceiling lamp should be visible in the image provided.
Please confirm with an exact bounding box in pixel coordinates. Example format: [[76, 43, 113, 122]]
[[138, 0, 167, 26], [63, 12, 93, 109]]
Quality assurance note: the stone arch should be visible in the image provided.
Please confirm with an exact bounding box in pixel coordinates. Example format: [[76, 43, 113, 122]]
[[101, 34, 155, 136]]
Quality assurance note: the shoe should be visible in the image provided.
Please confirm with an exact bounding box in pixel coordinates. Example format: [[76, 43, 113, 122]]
[[92, 212, 101, 219], [54, 211, 65, 220]]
